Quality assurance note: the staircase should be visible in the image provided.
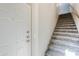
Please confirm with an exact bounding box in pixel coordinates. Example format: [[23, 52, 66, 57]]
[[45, 13, 79, 56]]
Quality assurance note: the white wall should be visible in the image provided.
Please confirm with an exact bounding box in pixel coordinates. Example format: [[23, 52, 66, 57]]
[[57, 3, 71, 15], [32, 3, 58, 56], [70, 3, 79, 32]]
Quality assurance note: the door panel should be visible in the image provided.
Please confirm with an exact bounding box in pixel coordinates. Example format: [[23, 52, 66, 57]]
[[0, 4, 31, 56]]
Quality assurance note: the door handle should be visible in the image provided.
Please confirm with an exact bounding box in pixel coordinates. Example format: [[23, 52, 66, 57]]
[[26, 30, 30, 42], [26, 30, 30, 33], [26, 35, 30, 42]]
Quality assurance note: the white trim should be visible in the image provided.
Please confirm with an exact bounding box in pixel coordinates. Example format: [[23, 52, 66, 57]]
[[31, 4, 39, 56]]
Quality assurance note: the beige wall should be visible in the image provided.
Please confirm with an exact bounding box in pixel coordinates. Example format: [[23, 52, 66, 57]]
[[32, 3, 58, 56], [70, 3, 79, 32]]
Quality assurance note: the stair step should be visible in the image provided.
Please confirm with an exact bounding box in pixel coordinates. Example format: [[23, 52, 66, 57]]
[[58, 22, 74, 24], [57, 23, 75, 26], [56, 26, 76, 29], [49, 43, 79, 54], [55, 31, 77, 33], [58, 19, 74, 21], [52, 35, 79, 41], [55, 29, 78, 33], [56, 25, 76, 27], [48, 44, 65, 53], [59, 18, 73, 20], [45, 49, 64, 56], [58, 21, 74, 23], [51, 39, 79, 48], [58, 21, 75, 23], [55, 28, 77, 30], [51, 37, 79, 43], [56, 24, 76, 27], [53, 32, 79, 38], [52, 36, 79, 43], [57, 24, 75, 26], [59, 17, 73, 19]]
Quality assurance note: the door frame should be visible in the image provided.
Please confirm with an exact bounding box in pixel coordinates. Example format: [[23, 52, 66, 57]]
[[25, 4, 32, 56], [31, 4, 39, 56]]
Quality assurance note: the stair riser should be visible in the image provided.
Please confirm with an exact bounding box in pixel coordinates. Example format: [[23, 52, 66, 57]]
[[58, 23, 74, 24], [57, 24, 75, 25], [56, 28, 77, 29], [52, 37, 79, 42], [53, 34, 79, 38], [55, 29, 77, 31], [57, 24, 76, 26], [55, 30, 77, 32], [59, 21, 74, 22], [58, 20, 74, 21], [56, 26, 76, 28], [54, 31, 78, 33], [57, 25, 76, 27], [52, 36, 79, 41], [53, 33, 79, 38]]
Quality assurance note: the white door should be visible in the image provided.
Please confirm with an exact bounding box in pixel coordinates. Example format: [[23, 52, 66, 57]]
[[0, 4, 32, 56]]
